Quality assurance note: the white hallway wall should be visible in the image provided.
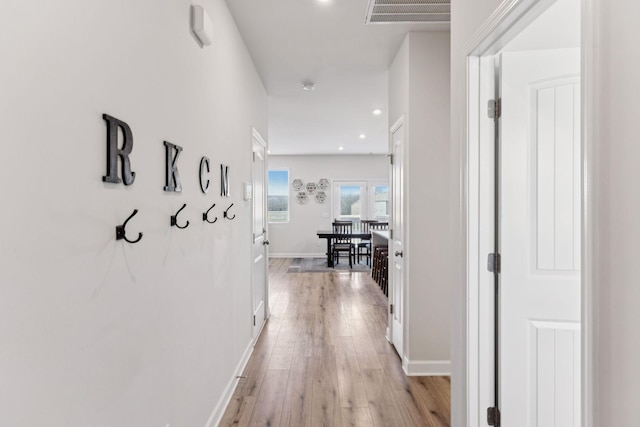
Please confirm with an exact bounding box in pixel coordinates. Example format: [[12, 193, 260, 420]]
[[389, 32, 452, 374], [268, 154, 388, 257], [451, 0, 640, 425], [0, 1, 266, 426]]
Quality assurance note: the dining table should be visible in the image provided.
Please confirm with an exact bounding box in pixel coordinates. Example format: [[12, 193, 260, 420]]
[[316, 230, 371, 268]]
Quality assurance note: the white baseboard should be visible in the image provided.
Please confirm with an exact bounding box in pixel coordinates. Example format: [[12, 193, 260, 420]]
[[403, 358, 451, 376], [269, 253, 325, 259], [205, 341, 254, 427]]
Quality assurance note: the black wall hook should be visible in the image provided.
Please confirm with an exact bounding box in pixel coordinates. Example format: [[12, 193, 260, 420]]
[[203, 203, 218, 224], [116, 209, 143, 244], [223, 203, 236, 220], [171, 203, 190, 229]]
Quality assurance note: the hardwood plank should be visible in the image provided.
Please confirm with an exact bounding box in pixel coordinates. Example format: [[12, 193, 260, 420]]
[[341, 407, 374, 427], [280, 355, 314, 427], [268, 345, 295, 370], [219, 395, 256, 427], [310, 345, 342, 427], [334, 336, 369, 408], [408, 376, 452, 427], [247, 369, 289, 426], [350, 318, 383, 370], [361, 368, 405, 427]]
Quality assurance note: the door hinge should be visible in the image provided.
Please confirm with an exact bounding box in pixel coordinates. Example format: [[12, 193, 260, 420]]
[[487, 98, 502, 120], [253, 315, 256, 326], [390, 304, 394, 315], [487, 407, 501, 426], [487, 253, 501, 273], [389, 229, 393, 239], [388, 153, 394, 164]]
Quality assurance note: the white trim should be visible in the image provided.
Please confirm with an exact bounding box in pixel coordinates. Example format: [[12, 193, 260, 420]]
[[205, 340, 254, 427], [390, 114, 405, 134], [464, 0, 557, 56], [582, 0, 598, 426], [403, 358, 452, 376], [268, 253, 325, 259]]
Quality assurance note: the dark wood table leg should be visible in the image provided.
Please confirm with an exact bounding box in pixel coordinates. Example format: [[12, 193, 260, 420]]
[[326, 237, 333, 267]]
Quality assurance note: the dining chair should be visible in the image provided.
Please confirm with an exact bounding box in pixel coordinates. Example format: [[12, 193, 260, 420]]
[[332, 221, 354, 268], [357, 219, 377, 266]]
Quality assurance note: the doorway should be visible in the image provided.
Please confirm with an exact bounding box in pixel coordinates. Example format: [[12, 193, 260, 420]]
[[468, 0, 581, 425]]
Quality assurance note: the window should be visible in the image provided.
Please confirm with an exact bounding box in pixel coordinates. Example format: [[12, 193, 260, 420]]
[[337, 184, 364, 222], [371, 184, 389, 220], [268, 170, 289, 223], [333, 180, 389, 226]]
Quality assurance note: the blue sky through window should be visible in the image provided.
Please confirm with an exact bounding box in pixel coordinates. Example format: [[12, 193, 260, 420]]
[[340, 185, 360, 196], [268, 170, 288, 196]]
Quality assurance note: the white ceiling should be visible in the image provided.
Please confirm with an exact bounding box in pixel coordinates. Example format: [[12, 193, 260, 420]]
[[225, 0, 449, 155]]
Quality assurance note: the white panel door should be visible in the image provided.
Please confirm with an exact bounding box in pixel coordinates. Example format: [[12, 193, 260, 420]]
[[390, 118, 404, 357], [499, 49, 581, 427], [251, 129, 268, 341]]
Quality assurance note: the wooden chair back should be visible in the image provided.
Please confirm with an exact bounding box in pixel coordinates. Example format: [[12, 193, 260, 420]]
[[332, 221, 353, 244], [360, 219, 377, 234], [370, 221, 389, 230]]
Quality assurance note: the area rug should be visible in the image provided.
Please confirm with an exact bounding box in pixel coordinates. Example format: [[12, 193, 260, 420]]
[[287, 258, 371, 273]]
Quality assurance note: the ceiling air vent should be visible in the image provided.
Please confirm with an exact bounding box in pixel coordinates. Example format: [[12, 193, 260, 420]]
[[365, 0, 451, 24]]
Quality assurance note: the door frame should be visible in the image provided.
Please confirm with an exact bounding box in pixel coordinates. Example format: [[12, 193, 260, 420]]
[[461, 0, 595, 425], [250, 127, 269, 341]]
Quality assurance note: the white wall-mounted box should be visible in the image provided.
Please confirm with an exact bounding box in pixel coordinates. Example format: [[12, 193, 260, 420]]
[[192, 4, 213, 46]]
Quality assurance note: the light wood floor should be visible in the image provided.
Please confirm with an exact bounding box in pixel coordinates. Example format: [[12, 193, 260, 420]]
[[219, 258, 450, 426]]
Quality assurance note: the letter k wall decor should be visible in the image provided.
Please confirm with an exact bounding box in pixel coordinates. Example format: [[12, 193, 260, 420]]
[[163, 141, 183, 192]]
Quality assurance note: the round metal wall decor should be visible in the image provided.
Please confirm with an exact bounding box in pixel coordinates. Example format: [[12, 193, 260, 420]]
[[305, 182, 318, 194], [317, 178, 329, 190], [296, 191, 309, 204], [292, 179, 304, 190], [315, 191, 327, 203]]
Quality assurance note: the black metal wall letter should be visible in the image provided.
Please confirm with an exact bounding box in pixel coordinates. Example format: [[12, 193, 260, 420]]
[[221, 164, 230, 197], [199, 156, 210, 193], [102, 114, 136, 185], [163, 141, 183, 192]]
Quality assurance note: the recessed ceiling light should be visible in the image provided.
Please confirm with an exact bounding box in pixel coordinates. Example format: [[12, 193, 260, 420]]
[[359, 134, 366, 139], [302, 81, 316, 91], [338, 146, 344, 151], [372, 109, 382, 115]]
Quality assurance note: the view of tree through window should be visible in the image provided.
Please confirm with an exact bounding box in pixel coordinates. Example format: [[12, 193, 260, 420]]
[[338, 185, 362, 219], [268, 170, 289, 222]]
